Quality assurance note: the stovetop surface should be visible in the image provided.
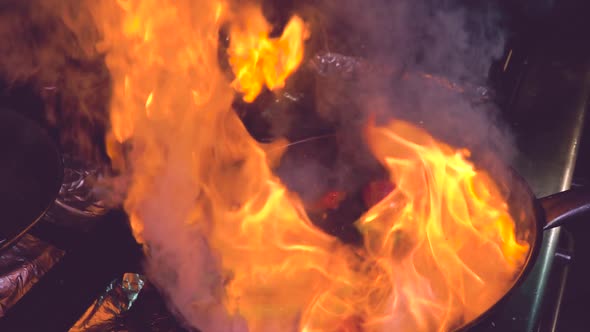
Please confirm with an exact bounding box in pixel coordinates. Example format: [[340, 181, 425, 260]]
[[0, 1, 590, 332]]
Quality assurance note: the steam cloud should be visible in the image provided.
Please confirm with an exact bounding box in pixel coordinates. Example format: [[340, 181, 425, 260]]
[[0, 0, 109, 163], [299, 0, 514, 159], [0, 0, 515, 331]]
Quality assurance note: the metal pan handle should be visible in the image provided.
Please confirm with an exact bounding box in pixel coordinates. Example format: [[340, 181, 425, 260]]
[[541, 187, 590, 230]]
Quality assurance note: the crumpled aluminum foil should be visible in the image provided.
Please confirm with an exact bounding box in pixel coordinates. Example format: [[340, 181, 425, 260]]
[[309, 52, 366, 79], [69, 273, 146, 332], [55, 155, 108, 218], [0, 234, 65, 317], [44, 155, 110, 231], [309, 52, 495, 103]]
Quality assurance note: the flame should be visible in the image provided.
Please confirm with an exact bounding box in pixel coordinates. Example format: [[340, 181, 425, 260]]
[[228, 6, 309, 102], [300, 120, 530, 331], [90, 0, 530, 331]]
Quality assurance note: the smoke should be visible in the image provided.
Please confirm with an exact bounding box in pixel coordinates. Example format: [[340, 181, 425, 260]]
[[261, 0, 516, 235], [139, 156, 249, 332], [0, 0, 513, 201], [294, 0, 514, 160], [303, 0, 507, 80], [0, 1, 109, 163]]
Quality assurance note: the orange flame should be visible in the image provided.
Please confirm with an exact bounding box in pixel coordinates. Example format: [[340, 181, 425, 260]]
[[300, 120, 530, 331], [92, 0, 530, 330], [228, 6, 309, 102]]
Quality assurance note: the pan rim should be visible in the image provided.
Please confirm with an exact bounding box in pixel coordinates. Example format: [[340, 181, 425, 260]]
[[0, 108, 64, 252], [454, 168, 546, 332]]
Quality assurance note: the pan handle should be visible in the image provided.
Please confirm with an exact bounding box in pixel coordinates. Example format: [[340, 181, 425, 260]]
[[541, 187, 590, 230]]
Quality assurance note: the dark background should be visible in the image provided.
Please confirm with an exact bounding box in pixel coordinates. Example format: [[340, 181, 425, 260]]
[[495, 0, 590, 331]]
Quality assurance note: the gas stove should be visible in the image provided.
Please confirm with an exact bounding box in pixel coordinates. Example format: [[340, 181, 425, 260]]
[[0, 1, 589, 332]]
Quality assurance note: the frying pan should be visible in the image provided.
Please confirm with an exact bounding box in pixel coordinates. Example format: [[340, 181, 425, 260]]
[[456, 168, 590, 331], [278, 136, 590, 331], [0, 108, 63, 252]]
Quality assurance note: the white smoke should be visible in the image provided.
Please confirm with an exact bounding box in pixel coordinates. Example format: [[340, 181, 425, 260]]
[[299, 0, 514, 160]]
